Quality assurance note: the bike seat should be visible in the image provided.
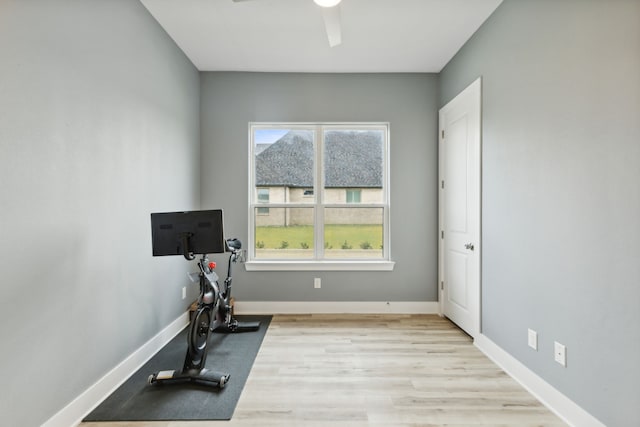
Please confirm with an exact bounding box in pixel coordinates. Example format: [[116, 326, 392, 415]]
[[226, 238, 242, 251]]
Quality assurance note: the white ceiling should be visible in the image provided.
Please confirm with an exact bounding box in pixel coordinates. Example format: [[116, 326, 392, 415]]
[[141, 0, 503, 73]]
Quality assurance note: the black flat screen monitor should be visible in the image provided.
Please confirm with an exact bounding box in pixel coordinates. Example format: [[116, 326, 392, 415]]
[[151, 209, 225, 259]]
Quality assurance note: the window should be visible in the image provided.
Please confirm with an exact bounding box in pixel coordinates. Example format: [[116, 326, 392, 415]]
[[346, 189, 361, 204], [257, 188, 270, 214], [248, 123, 393, 270]]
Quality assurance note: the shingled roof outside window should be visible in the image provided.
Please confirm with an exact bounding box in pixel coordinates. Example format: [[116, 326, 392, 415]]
[[255, 130, 383, 188]]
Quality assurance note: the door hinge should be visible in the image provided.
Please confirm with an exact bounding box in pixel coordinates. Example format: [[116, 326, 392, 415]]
[[441, 129, 445, 139], [441, 281, 444, 290], [441, 230, 444, 239], [441, 180, 445, 189]]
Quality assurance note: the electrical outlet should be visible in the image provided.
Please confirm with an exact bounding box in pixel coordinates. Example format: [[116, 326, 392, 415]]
[[182, 286, 186, 300], [314, 278, 321, 289], [554, 341, 566, 367], [528, 329, 538, 350]]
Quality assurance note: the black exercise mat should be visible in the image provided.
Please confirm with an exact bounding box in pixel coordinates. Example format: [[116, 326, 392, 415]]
[[84, 315, 271, 421]]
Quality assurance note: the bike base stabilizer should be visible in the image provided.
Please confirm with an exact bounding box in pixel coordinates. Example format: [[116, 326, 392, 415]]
[[147, 368, 230, 388], [216, 319, 261, 334]]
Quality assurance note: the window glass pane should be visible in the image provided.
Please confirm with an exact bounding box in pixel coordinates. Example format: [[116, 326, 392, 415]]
[[254, 128, 315, 204], [323, 129, 384, 204], [254, 207, 314, 259], [323, 207, 384, 259], [346, 189, 361, 203]]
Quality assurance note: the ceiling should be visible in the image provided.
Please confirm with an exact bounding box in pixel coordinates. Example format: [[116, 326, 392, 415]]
[[140, 0, 503, 73]]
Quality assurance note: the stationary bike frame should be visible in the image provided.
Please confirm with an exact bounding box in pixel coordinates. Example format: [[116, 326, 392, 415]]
[[147, 238, 258, 388]]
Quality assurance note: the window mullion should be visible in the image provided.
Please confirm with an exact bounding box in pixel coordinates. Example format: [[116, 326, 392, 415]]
[[315, 125, 324, 259]]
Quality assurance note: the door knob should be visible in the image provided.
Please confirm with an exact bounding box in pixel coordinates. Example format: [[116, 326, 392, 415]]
[[465, 243, 475, 251]]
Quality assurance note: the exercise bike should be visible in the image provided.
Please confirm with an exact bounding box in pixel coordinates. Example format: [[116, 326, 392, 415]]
[[147, 237, 260, 388]]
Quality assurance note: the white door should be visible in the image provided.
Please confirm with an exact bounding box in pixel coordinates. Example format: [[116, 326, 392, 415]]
[[439, 78, 481, 338]]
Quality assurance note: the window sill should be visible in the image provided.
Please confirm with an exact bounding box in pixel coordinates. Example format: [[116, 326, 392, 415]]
[[244, 260, 395, 271]]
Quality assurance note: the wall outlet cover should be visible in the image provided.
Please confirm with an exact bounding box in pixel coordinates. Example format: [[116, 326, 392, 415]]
[[554, 341, 566, 367], [528, 328, 537, 350]]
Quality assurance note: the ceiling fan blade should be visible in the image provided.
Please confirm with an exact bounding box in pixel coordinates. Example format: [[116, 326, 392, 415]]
[[321, 5, 342, 47]]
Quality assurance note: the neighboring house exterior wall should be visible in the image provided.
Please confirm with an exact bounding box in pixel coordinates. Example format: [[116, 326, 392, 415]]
[[255, 186, 383, 226]]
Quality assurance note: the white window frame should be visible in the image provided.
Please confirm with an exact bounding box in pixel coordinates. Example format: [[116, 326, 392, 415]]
[[246, 122, 394, 271]]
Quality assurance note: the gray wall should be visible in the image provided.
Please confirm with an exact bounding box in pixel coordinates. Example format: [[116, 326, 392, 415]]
[[0, 1, 200, 426], [3, 1, 633, 425], [200, 73, 439, 302], [439, 1, 640, 426]]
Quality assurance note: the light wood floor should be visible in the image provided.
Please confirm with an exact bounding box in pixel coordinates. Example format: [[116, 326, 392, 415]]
[[80, 314, 566, 427]]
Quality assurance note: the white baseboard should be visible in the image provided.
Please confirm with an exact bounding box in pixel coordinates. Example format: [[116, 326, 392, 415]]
[[42, 311, 190, 427], [474, 334, 606, 427], [234, 300, 439, 314]]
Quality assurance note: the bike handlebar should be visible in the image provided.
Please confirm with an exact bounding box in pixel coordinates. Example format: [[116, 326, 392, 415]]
[[226, 238, 242, 253]]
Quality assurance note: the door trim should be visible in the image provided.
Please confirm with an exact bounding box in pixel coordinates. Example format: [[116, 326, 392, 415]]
[[438, 77, 482, 337]]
